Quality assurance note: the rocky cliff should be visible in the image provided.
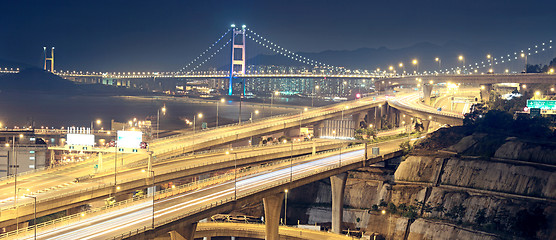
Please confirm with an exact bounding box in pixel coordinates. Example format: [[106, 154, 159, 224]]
[[232, 126, 556, 239], [369, 126, 556, 240]]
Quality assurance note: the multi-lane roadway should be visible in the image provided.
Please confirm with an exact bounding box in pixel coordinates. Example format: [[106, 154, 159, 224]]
[[11, 137, 406, 240]]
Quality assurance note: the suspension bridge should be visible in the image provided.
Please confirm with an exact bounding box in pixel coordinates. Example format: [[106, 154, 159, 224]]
[[0, 24, 554, 96]]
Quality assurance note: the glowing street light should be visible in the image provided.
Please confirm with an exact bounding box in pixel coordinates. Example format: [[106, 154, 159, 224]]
[[157, 105, 166, 139], [271, 91, 280, 116], [412, 59, 419, 74], [435, 57, 441, 70], [216, 98, 225, 127], [458, 55, 465, 72], [521, 52, 528, 72]]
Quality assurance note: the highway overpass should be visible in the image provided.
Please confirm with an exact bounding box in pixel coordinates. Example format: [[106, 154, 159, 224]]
[[3, 138, 405, 240], [0, 139, 346, 227], [0, 92, 462, 236]]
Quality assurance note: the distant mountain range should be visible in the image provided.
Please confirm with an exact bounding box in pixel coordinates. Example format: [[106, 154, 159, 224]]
[[0, 68, 147, 95]]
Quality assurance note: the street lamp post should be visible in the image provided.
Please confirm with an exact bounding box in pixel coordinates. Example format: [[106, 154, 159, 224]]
[[114, 144, 118, 191], [250, 110, 259, 123], [142, 169, 155, 229], [227, 151, 239, 200], [271, 91, 279, 116], [486, 54, 493, 73], [290, 141, 293, 183], [412, 59, 419, 74], [15, 187, 29, 232], [435, 58, 441, 71], [192, 113, 202, 155], [25, 195, 37, 240], [284, 189, 288, 225], [399, 63, 405, 75], [157, 105, 166, 139], [312, 85, 319, 108], [458, 55, 465, 73], [193, 113, 203, 134], [216, 98, 225, 127], [91, 119, 102, 132], [521, 53, 528, 73]]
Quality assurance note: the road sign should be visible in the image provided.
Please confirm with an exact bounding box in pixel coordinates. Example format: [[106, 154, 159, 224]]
[[541, 109, 556, 115], [530, 108, 541, 117], [202, 122, 207, 129], [527, 100, 556, 110]]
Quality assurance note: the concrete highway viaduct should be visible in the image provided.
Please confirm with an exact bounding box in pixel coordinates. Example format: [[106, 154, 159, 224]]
[[0, 94, 463, 239]]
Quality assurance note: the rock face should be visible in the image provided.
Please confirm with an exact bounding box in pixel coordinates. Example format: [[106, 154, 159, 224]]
[[394, 156, 439, 183], [364, 130, 556, 240], [440, 158, 556, 198], [408, 219, 501, 240], [494, 140, 556, 165], [244, 128, 556, 240]]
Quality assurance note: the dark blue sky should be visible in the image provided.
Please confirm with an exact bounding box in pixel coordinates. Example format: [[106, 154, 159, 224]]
[[1, 0, 555, 72]]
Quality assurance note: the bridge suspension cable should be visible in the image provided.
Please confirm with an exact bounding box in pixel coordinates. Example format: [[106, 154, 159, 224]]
[[186, 39, 232, 74], [439, 40, 553, 74], [245, 28, 344, 71], [178, 29, 231, 74]]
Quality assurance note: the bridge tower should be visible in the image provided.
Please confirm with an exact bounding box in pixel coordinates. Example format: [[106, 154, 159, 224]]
[[43, 47, 55, 72], [228, 24, 246, 96]]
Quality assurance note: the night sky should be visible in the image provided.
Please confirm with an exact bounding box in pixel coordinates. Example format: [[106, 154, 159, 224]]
[[1, 0, 555, 72]]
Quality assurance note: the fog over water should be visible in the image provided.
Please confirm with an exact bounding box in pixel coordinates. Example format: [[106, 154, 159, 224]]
[[0, 93, 302, 130]]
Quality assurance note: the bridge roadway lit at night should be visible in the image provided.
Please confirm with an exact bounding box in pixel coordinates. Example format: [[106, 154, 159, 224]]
[[0, 92, 465, 239], [382, 73, 556, 85], [8, 138, 406, 240]]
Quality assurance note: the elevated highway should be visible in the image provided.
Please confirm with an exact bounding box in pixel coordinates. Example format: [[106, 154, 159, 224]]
[[387, 93, 464, 126], [4, 137, 405, 240], [0, 91, 462, 234], [0, 139, 345, 226], [193, 222, 356, 240], [385, 73, 556, 85]]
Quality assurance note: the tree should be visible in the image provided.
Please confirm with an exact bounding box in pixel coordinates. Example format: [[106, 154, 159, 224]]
[[512, 207, 547, 238], [387, 202, 397, 214], [474, 208, 487, 226], [446, 204, 466, 222]]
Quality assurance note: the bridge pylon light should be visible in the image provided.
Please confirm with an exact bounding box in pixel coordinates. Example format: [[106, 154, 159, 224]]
[[229, 24, 247, 96], [44, 46, 55, 72]]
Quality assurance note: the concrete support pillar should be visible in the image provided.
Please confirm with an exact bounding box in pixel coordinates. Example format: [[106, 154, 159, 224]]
[[168, 222, 197, 240], [378, 104, 386, 129], [284, 128, 300, 138], [313, 122, 322, 138], [312, 141, 316, 155], [263, 192, 284, 240], [330, 173, 347, 234], [423, 84, 433, 105], [366, 109, 375, 128], [394, 109, 401, 127], [376, 81, 386, 92], [351, 112, 366, 129], [374, 106, 382, 130], [480, 84, 493, 102], [251, 135, 262, 146], [421, 120, 430, 132]]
